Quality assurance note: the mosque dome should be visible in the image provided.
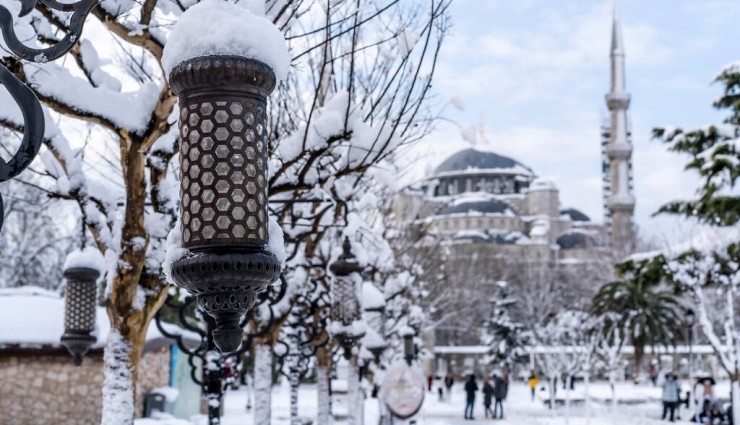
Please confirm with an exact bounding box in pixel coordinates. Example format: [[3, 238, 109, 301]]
[[434, 148, 534, 176], [556, 231, 597, 250], [560, 208, 591, 222], [429, 149, 535, 197]]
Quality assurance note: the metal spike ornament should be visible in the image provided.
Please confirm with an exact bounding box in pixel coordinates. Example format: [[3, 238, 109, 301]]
[[329, 238, 365, 359], [167, 56, 282, 353]]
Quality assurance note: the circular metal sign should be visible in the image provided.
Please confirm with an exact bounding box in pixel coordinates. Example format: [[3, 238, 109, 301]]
[[382, 361, 425, 419]]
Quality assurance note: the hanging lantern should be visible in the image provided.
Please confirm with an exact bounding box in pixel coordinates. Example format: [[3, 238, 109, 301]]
[[329, 238, 365, 359], [401, 327, 416, 366], [60, 258, 101, 366], [167, 55, 282, 353]]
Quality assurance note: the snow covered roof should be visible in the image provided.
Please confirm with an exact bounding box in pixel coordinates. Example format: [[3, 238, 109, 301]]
[[451, 229, 525, 245], [361, 327, 386, 350], [433, 148, 534, 176], [436, 198, 515, 216], [433, 345, 489, 355], [0, 286, 198, 351], [560, 208, 591, 222], [362, 282, 385, 312]]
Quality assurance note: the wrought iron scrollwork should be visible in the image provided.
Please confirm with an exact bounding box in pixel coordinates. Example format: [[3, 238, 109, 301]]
[[0, 0, 97, 231], [0, 0, 97, 61]]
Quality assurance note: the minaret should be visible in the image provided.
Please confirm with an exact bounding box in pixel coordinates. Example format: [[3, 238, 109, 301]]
[[604, 1, 635, 256]]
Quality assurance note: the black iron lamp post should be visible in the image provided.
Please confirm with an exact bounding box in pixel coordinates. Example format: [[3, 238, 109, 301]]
[[368, 340, 387, 365], [686, 308, 696, 409], [167, 56, 282, 353], [60, 261, 100, 366], [402, 330, 416, 366], [329, 237, 365, 359]]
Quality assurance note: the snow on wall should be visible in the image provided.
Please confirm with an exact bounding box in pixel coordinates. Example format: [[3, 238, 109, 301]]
[[161, 0, 290, 81]]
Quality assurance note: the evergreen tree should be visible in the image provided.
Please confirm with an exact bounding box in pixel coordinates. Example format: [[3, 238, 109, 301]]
[[652, 63, 740, 226], [484, 281, 529, 369]]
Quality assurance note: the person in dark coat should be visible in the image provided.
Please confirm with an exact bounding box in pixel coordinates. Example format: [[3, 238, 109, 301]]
[[482, 378, 495, 418], [464, 374, 478, 420], [493, 373, 508, 419], [661, 372, 680, 422], [444, 373, 454, 399]]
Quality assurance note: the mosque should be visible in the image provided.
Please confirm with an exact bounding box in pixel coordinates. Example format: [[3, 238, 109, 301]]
[[394, 7, 636, 357]]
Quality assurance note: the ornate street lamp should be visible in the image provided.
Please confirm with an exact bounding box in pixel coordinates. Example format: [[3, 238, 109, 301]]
[[401, 327, 416, 366], [329, 238, 365, 359], [166, 56, 282, 353], [685, 308, 696, 409], [162, 2, 289, 354], [60, 249, 103, 366]]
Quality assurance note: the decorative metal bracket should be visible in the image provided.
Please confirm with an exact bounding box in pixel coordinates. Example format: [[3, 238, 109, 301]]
[[0, 0, 96, 231]]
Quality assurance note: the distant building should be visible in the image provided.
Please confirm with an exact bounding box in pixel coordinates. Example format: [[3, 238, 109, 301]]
[[395, 148, 612, 346], [394, 6, 636, 373]]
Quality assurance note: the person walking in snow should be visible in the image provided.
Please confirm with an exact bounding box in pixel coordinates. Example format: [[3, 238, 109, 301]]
[[445, 373, 454, 400], [661, 372, 680, 422], [463, 374, 478, 420], [493, 373, 508, 419], [528, 373, 539, 401], [482, 377, 494, 418]]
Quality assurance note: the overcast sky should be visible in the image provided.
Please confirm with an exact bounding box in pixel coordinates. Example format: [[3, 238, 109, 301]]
[[404, 0, 740, 247]]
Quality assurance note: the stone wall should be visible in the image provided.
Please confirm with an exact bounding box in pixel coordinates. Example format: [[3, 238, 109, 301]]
[[0, 348, 170, 425], [136, 347, 172, 415]]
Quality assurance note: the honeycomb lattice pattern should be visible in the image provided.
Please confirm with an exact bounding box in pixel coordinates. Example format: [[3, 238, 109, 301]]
[[179, 98, 268, 249], [64, 280, 96, 331], [331, 278, 361, 328]]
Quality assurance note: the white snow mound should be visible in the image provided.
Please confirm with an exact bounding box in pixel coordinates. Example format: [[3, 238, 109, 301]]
[[162, 0, 290, 81]]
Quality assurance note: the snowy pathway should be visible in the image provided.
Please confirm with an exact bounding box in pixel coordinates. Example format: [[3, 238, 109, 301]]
[[416, 382, 678, 425], [137, 380, 706, 424]]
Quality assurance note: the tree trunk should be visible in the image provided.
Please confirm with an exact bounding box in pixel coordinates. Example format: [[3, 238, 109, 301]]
[[289, 349, 301, 425], [316, 346, 332, 425], [254, 342, 273, 424], [549, 376, 555, 410], [585, 372, 591, 425], [101, 330, 136, 425], [732, 378, 740, 425], [564, 373, 570, 425], [633, 344, 644, 382], [347, 356, 362, 425], [609, 369, 617, 423]]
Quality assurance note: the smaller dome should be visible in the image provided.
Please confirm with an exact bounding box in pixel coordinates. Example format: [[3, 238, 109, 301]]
[[560, 208, 591, 222], [437, 198, 514, 216], [556, 231, 597, 250], [529, 178, 557, 191]]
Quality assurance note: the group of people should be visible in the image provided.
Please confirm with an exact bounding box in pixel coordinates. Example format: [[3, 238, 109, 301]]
[[660, 372, 728, 424], [463, 373, 509, 420]]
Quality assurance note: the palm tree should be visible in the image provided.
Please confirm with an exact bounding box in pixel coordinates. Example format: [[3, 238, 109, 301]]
[[591, 257, 683, 380]]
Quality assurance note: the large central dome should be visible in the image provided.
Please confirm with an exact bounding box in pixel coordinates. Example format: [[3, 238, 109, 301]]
[[435, 148, 534, 175]]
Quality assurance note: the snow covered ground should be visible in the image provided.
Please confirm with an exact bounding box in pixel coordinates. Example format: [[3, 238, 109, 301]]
[[135, 378, 728, 424]]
